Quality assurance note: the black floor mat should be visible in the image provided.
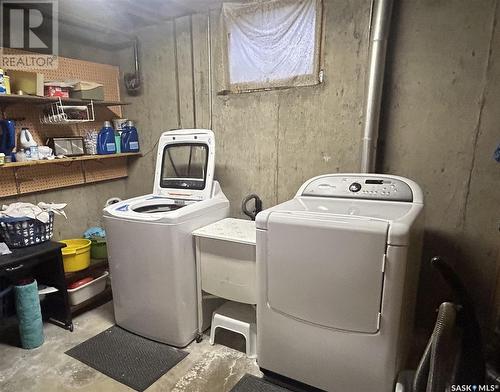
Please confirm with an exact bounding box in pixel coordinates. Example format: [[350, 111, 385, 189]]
[[231, 374, 293, 392], [66, 326, 188, 391]]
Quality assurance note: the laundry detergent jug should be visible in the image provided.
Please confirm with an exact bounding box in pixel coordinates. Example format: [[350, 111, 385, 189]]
[[0, 69, 6, 94], [0, 120, 16, 155], [97, 121, 116, 154], [20, 128, 37, 149], [121, 121, 140, 153]]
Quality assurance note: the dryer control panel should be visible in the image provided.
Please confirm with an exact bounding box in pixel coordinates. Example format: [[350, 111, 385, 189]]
[[301, 175, 413, 202]]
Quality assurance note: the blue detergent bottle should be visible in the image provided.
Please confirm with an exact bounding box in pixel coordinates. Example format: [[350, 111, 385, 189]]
[[121, 120, 140, 153], [97, 121, 116, 154]]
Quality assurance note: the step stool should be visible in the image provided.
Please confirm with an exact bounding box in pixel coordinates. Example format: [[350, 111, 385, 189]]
[[209, 301, 257, 359]]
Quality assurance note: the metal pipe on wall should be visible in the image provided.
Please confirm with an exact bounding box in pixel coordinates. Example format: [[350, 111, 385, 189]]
[[360, 0, 394, 173], [173, 19, 181, 128], [190, 15, 197, 127], [207, 12, 213, 131]]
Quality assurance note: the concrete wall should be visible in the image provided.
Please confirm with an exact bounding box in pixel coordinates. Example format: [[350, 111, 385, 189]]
[[1, 36, 129, 240], [117, 22, 181, 198], [3, 0, 499, 331], [120, 0, 372, 211], [381, 0, 500, 329], [120, 0, 500, 330]]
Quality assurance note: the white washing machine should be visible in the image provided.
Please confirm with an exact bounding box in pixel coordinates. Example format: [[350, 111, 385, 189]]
[[103, 129, 229, 347], [256, 174, 424, 392]]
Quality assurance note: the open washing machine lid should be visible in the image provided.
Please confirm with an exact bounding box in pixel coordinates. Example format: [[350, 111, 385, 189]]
[[152, 129, 215, 201]]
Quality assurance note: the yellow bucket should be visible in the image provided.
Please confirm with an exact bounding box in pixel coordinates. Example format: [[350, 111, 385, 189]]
[[60, 239, 91, 272]]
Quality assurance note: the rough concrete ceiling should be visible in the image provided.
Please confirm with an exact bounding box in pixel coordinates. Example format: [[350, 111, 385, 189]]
[[58, 0, 224, 48]]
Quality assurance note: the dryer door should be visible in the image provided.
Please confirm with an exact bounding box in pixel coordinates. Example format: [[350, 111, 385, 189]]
[[266, 212, 388, 333]]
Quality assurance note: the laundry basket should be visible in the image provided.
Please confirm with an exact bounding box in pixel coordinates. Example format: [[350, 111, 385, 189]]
[[0, 212, 54, 248]]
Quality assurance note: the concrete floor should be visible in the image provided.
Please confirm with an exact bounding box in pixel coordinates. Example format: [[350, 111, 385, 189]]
[[0, 302, 261, 391]]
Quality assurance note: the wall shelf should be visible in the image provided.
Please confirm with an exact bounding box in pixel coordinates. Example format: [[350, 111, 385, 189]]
[[0, 153, 141, 198], [0, 153, 141, 169], [0, 54, 136, 198], [0, 94, 129, 108]]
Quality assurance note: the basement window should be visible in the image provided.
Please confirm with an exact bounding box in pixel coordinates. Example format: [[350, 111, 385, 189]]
[[221, 0, 323, 93]]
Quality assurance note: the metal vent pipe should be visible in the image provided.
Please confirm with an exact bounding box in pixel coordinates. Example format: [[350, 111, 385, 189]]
[[360, 0, 394, 173]]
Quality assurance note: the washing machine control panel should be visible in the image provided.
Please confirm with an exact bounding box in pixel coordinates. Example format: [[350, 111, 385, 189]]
[[302, 176, 413, 202]]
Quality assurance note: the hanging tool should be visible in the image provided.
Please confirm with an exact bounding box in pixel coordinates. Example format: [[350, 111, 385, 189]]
[[241, 194, 263, 221], [124, 37, 141, 95]]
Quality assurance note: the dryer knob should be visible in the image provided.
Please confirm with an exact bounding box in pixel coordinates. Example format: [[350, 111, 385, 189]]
[[349, 182, 362, 192]]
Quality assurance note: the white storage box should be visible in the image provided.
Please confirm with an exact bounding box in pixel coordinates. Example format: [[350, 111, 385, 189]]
[[67, 271, 109, 306], [193, 218, 256, 304]]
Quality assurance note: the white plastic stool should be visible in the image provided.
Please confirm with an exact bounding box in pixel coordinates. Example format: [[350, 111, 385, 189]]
[[209, 301, 257, 359]]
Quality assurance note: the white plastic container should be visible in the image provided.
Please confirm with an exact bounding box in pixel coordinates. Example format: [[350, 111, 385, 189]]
[[67, 271, 109, 306]]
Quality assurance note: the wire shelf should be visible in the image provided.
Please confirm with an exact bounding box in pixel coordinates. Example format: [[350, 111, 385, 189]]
[[40, 97, 95, 125]]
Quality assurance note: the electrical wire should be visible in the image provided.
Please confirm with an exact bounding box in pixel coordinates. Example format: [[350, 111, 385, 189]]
[[187, 146, 193, 176], [167, 149, 180, 177], [141, 137, 159, 157]]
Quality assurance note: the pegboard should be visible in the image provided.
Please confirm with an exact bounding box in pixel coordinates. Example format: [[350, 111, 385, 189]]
[[16, 162, 84, 194], [0, 50, 134, 198], [2, 48, 121, 102], [0, 169, 17, 197], [84, 157, 128, 183], [0, 155, 134, 197], [2, 49, 123, 146]]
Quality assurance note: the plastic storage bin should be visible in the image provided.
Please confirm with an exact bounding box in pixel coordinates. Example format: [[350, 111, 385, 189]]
[[67, 271, 108, 306], [60, 239, 91, 272]]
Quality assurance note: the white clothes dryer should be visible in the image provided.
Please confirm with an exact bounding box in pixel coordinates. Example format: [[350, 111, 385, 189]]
[[256, 173, 424, 391]]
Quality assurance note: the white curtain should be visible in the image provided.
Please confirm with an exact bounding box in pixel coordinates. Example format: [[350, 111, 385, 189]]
[[222, 0, 322, 92]]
